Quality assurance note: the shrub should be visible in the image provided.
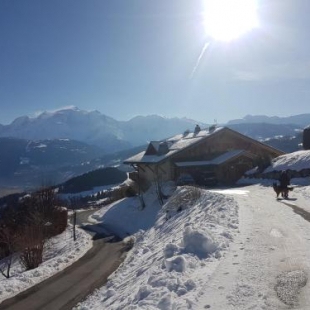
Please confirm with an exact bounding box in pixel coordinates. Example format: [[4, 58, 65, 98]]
[[19, 225, 45, 270]]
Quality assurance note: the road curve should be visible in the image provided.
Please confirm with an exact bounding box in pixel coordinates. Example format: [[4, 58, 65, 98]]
[[0, 239, 125, 310]]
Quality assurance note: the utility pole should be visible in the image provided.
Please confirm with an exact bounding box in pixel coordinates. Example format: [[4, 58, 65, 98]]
[[73, 211, 76, 241]]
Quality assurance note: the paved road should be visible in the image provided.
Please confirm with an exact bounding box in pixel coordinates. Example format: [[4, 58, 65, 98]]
[[0, 239, 126, 310]]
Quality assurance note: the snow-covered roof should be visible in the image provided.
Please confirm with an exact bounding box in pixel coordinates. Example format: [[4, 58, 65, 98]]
[[124, 127, 224, 164], [175, 150, 246, 167], [263, 150, 310, 173]]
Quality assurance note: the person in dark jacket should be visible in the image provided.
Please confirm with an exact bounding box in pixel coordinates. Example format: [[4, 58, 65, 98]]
[[279, 170, 290, 198]]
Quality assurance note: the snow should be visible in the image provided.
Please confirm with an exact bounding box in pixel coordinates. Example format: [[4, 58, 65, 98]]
[[0, 225, 92, 303], [75, 185, 239, 309], [34, 143, 47, 148], [74, 151, 310, 310], [175, 150, 245, 167], [124, 127, 224, 164], [2, 150, 310, 309], [264, 150, 310, 173]]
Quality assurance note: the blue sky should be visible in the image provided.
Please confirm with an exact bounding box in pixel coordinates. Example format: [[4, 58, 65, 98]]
[[0, 0, 310, 125]]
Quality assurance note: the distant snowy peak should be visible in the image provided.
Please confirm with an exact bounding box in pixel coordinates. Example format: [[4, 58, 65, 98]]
[[0, 107, 125, 152], [0, 108, 205, 153], [11, 106, 111, 125], [33, 107, 112, 122]]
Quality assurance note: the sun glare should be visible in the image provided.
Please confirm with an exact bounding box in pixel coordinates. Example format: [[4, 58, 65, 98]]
[[203, 0, 259, 42]]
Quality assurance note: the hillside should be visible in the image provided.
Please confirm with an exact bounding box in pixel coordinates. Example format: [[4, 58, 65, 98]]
[[0, 137, 105, 187], [59, 167, 127, 194], [263, 133, 303, 153], [227, 123, 302, 141], [0, 136, 146, 188]]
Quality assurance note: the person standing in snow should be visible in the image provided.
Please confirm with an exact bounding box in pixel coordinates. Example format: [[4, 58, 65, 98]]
[[194, 124, 201, 135], [279, 170, 290, 190]]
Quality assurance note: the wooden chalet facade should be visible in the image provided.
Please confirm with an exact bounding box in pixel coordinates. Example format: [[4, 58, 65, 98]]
[[124, 126, 284, 187]]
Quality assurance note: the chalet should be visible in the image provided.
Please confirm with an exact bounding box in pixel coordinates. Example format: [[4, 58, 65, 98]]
[[124, 126, 284, 188]]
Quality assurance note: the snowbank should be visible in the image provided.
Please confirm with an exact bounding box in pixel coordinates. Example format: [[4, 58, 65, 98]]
[[75, 186, 239, 309], [89, 184, 169, 238]]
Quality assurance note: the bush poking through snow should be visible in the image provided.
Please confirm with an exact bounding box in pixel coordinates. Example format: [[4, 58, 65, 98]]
[[164, 186, 202, 219]]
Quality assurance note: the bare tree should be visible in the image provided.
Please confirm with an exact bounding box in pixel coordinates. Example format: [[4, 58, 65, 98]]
[[19, 221, 46, 270], [0, 224, 19, 278], [18, 187, 67, 270], [0, 205, 21, 278]]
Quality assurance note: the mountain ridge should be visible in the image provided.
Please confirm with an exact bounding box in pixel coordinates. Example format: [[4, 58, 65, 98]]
[[1, 107, 309, 152], [227, 113, 310, 127], [0, 107, 205, 152]]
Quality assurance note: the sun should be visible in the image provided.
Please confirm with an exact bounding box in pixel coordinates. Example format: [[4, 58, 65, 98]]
[[203, 0, 259, 42]]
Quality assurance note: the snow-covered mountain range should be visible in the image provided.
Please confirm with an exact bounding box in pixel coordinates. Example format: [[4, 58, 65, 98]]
[[0, 107, 129, 153], [0, 107, 203, 152], [1, 107, 309, 154]]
